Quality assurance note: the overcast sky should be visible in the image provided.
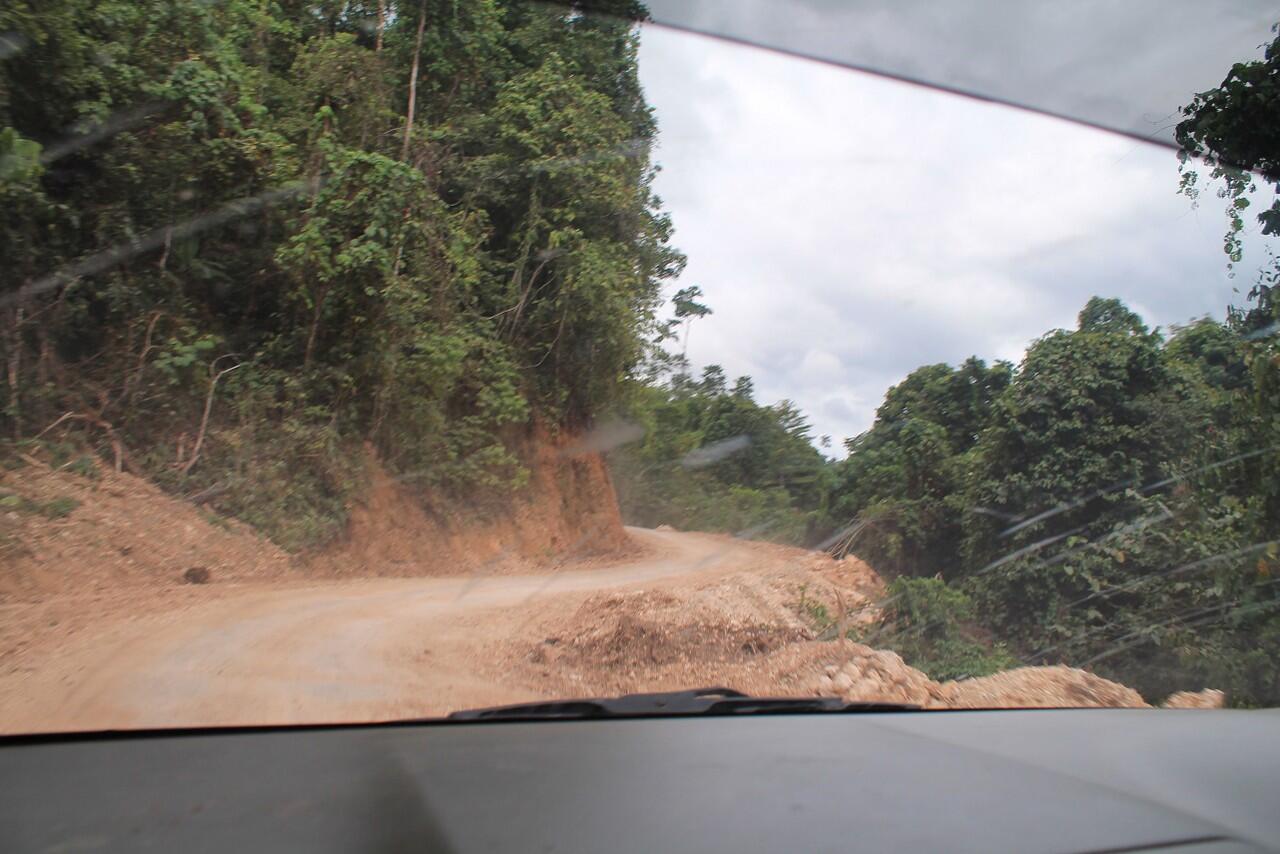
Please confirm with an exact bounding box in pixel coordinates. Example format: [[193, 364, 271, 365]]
[[635, 19, 1278, 451]]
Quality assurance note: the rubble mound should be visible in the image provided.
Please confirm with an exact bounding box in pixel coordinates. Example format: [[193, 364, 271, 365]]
[[941, 665, 1150, 709], [811, 646, 950, 706], [1161, 689, 1226, 709], [537, 589, 807, 670]]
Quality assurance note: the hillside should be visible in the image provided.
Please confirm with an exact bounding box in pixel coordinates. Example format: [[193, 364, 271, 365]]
[[1, 0, 676, 556]]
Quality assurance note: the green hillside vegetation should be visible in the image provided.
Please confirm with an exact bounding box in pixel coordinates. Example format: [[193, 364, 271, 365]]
[[614, 291, 1279, 703], [1, 0, 677, 548]]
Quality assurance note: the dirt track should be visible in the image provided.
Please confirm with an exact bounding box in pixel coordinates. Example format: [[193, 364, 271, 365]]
[[1, 523, 1218, 733], [0, 528, 763, 733]]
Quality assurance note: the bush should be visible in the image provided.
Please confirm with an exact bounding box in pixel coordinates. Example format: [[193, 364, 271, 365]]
[[866, 577, 1017, 681]]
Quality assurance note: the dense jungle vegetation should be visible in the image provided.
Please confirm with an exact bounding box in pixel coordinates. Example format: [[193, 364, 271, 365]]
[[2, 0, 678, 548]]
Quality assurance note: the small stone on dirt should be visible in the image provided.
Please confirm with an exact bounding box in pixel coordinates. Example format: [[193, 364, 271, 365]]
[[182, 567, 211, 585]]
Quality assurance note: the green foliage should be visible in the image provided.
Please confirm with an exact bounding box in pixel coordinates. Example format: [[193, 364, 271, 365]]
[[795, 584, 833, 631], [610, 367, 829, 544], [64, 456, 99, 480], [1176, 24, 1280, 289], [820, 292, 1280, 704], [960, 300, 1278, 703], [201, 510, 231, 532], [961, 305, 1181, 575], [829, 357, 1011, 575], [0, 0, 680, 548], [868, 577, 1017, 682]]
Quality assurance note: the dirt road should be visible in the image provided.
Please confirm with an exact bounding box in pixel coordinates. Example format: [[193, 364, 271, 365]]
[[0, 528, 760, 733]]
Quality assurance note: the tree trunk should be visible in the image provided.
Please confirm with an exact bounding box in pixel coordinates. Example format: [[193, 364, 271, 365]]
[[375, 0, 386, 52], [304, 291, 325, 369], [5, 306, 23, 441], [401, 0, 427, 162]]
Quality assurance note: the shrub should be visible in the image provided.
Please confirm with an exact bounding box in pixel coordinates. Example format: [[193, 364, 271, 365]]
[[867, 577, 1017, 681], [40, 496, 79, 519]]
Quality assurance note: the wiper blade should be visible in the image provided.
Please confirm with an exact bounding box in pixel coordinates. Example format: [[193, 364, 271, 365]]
[[447, 687, 918, 721]]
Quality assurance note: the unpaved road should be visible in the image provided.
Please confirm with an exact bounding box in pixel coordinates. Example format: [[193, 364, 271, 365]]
[[0, 528, 760, 733]]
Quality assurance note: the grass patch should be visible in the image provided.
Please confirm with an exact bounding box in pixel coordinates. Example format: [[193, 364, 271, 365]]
[[201, 510, 231, 531], [795, 584, 834, 632], [39, 496, 79, 518], [0, 493, 80, 519], [63, 456, 101, 480]]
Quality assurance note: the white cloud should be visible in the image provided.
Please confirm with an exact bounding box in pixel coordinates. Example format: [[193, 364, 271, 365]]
[[637, 23, 1278, 451]]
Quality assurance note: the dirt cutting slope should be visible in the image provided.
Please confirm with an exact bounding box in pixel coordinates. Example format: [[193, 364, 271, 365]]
[[0, 461, 293, 601], [308, 429, 632, 579]]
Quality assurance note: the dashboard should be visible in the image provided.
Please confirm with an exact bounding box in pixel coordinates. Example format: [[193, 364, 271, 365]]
[[2, 708, 1278, 852]]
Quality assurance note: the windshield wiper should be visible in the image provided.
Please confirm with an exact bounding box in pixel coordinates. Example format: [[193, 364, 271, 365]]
[[447, 687, 918, 721]]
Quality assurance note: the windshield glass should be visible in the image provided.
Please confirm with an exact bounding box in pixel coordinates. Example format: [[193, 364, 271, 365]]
[[2, 1, 1278, 732]]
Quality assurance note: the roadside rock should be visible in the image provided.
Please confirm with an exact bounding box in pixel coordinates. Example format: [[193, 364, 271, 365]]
[[801, 652, 1157, 709], [835, 646, 947, 706], [942, 666, 1150, 708], [1162, 689, 1226, 709], [182, 567, 211, 585]]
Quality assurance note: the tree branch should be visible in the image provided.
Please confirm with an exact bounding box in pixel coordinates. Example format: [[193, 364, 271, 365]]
[[179, 357, 241, 476]]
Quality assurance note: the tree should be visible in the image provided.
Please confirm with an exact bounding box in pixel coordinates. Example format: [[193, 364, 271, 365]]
[[698, 364, 726, 395], [1175, 18, 1280, 550], [820, 295, 1280, 703], [1077, 296, 1150, 337], [829, 357, 1009, 576], [672, 284, 710, 358], [609, 366, 829, 545], [1176, 24, 1280, 299], [962, 303, 1179, 573]]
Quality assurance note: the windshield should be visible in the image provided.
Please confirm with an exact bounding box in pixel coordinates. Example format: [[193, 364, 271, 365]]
[[2, 1, 1278, 733]]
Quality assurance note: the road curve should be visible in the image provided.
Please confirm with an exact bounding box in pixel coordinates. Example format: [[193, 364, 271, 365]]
[[1, 528, 752, 733]]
